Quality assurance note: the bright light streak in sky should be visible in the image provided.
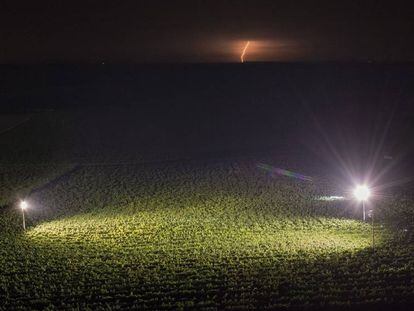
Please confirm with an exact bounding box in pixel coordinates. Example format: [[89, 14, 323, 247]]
[[240, 41, 250, 63]]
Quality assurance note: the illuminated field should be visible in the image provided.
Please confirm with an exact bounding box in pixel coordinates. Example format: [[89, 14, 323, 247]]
[[2, 162, 413, 309]]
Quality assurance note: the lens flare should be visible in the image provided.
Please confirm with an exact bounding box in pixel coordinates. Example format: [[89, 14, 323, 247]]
[[257, 163, 313, 182]]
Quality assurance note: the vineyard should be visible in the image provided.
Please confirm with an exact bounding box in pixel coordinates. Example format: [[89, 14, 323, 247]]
[[1, 158, 414, 310]]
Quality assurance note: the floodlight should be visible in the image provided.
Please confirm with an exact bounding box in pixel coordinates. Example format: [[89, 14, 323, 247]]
[[353, 185, 370, 202], [20, 200, 28, 210]]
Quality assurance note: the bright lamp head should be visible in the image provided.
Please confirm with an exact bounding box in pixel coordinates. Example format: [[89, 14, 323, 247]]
[[353, 185, 370, 201], [20, 200, 28, 210]]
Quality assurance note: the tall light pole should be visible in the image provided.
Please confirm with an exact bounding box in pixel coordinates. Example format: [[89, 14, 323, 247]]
[[353, 185, 374, 249], [19, 200, 28, 230], [371, 208, 374, 251], [353, 185, 370, 221], [363, 201, 366, 221]]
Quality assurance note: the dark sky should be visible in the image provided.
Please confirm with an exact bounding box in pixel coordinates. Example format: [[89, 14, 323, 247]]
[[1, 0, 414, 63]]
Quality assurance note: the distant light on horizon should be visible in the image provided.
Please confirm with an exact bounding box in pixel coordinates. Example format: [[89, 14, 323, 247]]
[[198, 38, 302, 63]]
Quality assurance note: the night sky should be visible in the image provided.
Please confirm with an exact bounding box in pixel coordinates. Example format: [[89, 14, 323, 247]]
[[1, 0, 414, 64]]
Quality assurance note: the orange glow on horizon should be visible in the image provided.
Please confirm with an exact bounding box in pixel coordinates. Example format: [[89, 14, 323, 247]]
[[199, 38, 300, 63]]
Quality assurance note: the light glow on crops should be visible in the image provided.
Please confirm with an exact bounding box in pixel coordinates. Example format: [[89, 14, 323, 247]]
[[28, 212, 373, 254], [0, 161, 409, 309]]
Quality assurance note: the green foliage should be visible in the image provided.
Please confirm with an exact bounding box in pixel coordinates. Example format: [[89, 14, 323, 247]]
[[376, 195, 414, 241], [1, 161, 413, 309]]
